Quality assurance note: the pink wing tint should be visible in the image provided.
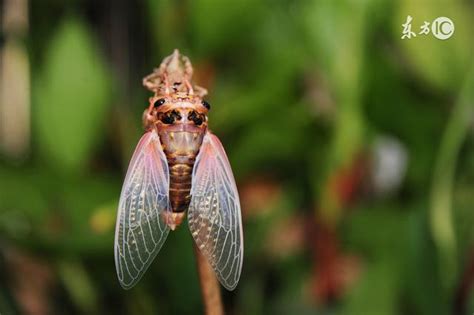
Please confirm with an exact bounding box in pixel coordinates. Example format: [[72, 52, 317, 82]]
[[188, 132, 244, 290], [114, 130, 170, 289]]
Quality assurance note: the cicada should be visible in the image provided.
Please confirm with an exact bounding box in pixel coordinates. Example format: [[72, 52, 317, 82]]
[[114, 50, 243, 291]]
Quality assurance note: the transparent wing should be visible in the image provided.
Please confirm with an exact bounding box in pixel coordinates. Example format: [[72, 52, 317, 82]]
[[188, 132, 243, 290], [114, 130, 170, 289]]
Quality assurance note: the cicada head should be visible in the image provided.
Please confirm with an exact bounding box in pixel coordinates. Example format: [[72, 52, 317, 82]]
[[154, 95, 209, 129], [145, 94, 210, 158]]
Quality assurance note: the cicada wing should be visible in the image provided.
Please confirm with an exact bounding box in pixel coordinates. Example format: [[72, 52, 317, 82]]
[[188, 132, 244, 290], [114, 130, 170, 289]]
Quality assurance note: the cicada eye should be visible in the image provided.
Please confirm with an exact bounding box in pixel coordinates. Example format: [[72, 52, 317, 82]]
[[155, 98, 166, 107], [201, 100, 211, 110]]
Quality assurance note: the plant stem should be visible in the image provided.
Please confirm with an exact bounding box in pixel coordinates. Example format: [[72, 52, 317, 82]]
[[193, 243, 224, 315], [430, 67, 474, 290]]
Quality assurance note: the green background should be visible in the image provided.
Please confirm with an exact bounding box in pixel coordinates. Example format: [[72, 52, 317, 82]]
[[0, 0, 473, 314]]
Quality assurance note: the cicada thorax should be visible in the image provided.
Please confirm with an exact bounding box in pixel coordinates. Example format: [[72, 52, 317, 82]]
[[150, 97, 209, 227]]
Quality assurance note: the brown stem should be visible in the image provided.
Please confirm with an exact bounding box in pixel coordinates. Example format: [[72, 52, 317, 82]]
[[453, 249, 474, 315], [193, 243, 224, 315]]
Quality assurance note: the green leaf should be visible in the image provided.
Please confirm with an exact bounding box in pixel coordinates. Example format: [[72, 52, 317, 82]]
[[34, 18, 112, 173]]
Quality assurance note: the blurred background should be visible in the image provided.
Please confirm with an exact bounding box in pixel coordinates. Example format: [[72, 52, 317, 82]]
[[0, 0, 473, 314]]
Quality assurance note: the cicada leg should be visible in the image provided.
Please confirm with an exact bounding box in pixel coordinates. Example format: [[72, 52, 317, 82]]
[[143, 96, 159, 129]]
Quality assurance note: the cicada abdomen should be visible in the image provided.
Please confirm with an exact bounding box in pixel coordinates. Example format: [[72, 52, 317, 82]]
[[114, 50, 243, 291]]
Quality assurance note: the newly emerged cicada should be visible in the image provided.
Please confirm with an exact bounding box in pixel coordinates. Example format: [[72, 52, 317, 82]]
[[114, 50, 243, 291]]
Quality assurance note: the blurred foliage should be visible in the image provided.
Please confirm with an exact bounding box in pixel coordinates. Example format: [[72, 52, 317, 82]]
[[0, 0, 473, 314], [35, 19, 112, 174]]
